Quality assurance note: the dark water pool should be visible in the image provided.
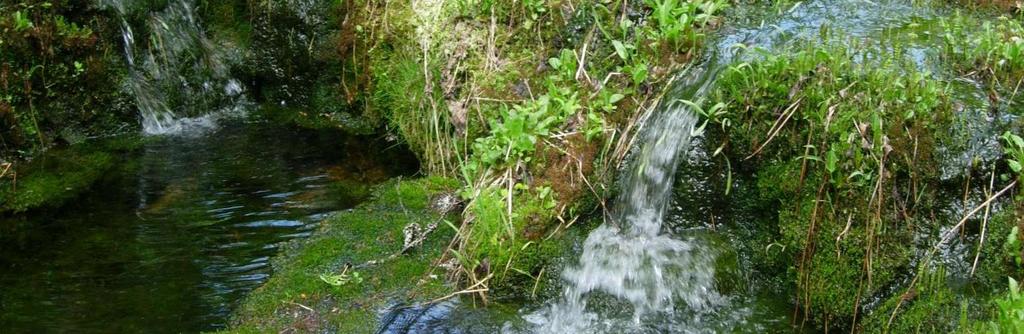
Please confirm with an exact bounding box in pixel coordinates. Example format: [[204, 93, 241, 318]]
[[0, 122, 417, 333]]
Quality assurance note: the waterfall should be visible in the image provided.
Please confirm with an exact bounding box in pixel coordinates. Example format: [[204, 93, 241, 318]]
[[101, 0, 246, 135], [528, 64, 724, 332]]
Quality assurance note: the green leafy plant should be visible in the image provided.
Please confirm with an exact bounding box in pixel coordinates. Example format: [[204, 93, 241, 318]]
[[319, 271, 363, 286], [471, 91, 578, 168], [12, 11, 32, 31], [642, 0, 726, 52], [986, 277, 1024, 333], [942, 13, 1024, 88], [1004, 226, 1022, 267], [520, 0, 547, 29], [682, 99, 727, 136], [547, 49, 578, 83], [611, 39, 650, 87], [584, 109, 607, 142], [54, 15, 93, 39], [594, 88, 625, 113], [1002, 131, 1024, 180]]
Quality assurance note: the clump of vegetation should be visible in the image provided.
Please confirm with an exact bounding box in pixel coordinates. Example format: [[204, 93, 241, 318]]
[[644, 0, 727, 54], [0, 0, 134, 159], [862, 267, 962, 333], [304, 0, 727, 298], [982, 277, 1024, 332], [436, 0, 727, 297], [703, 36, 960, 329], [227, 177, 459, 333], [941, 12, 1024, 97], [0, 133, 143, 214]]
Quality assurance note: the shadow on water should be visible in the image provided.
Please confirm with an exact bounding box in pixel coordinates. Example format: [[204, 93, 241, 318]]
[[0, 121, 418, 333]]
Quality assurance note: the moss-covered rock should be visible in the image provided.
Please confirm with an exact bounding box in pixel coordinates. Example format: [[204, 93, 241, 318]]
[[702, 36, 981, 329], [226, 177, 460, 333], [0, 134, 144, 214]]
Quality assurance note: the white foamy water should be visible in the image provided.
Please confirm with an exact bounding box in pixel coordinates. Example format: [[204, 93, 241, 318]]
[[524, 65, 723, 333], [102, 0, 248, 135]]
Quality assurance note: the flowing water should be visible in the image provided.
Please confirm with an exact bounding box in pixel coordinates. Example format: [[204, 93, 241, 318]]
[[102, 0, 248, 134], [0, 122, 418, 332], [376, 1, 986, 333], [0, 0, 1003, 332], [524, 1, 949, 332], [524, 62, 723, 332]]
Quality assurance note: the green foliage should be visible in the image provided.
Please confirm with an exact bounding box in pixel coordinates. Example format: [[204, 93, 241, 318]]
[[53, 15, 92, 39], [471, 91, 579, 168], [1003, 131, 1024, 180], [0, 0, 133, 159], [462, 187, 511, 269], [611, 38, 651, 86], [986, 277, 1024, 333], [457, 183, 565, 294], [712, 39, 947, 191], [642, 0, 727, 52], [942, 13, 1024, 91], [442, 0, 731, 293], [520, 0, 548, 29], [228, 177, 459, 333], [1004, 226, 1023, 267], [468, 49, 583, 171], [681, 99, 727, 136], [706, 37, 953, 328], [12, 10, 31, 31]]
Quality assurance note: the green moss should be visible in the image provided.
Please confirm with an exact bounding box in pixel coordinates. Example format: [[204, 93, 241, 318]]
[[970, 209, 1023, 291], [457, 184, 571, 296], [197, 0, 253, 50], [0, 152, 112, 213], [0, 134, 143, 214], [225, 177, 459, 333], [861, 268, 964, 333], [0, 0, 135, 158], [706, 36, 956, 328]]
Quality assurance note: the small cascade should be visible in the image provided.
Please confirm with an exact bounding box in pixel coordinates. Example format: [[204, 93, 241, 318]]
[[529, 65, 723, 332], [101, 0, 247, 135], [524, 2, 946, 331]]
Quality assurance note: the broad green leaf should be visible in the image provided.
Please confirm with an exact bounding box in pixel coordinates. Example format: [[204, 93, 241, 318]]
[[612, 40, 629, 61]]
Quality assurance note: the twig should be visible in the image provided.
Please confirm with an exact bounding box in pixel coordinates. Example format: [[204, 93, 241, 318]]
[[936, 180, 1016, 248], [576, 28, 594, 82], [746, 97, 803, 160], [430, 273, 493, 304], [0, 162, 11, 179], [887, 180, 1017, 329], [531, 267, 546, 299], [431, 288, 488, 304], [835, 214, 853, 259], [970, 171, 996, 276], [287, 302, 315, 313]]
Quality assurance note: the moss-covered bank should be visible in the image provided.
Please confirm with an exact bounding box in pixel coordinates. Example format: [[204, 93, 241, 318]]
[[0, 133, 144, 215], [0, 1, 135, 159], [226, 177, 460, 333], [697, 7, 1024, 330]]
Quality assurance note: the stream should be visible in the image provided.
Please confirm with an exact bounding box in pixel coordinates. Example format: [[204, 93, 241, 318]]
[[0, 0, 1010, 332], [0, 122, 417, 332]]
